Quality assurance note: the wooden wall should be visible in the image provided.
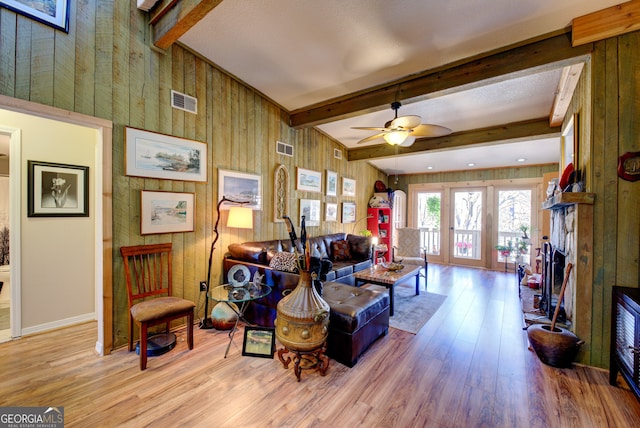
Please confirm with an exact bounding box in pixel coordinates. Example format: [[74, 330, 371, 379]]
[[0, 1, 385, 348], [585, 31, 640, 368]]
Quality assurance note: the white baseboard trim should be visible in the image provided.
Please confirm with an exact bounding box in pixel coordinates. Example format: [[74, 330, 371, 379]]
[[21, 312, 96, 337]]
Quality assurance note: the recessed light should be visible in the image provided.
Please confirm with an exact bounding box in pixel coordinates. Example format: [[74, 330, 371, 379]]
[[467, 163, 475, 167], [517, 158, 526, 162], [427, 166, 433, 170]]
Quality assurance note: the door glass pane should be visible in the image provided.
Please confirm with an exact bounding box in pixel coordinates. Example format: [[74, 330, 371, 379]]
[[497, 190, 532, 262], [417, 192, 441, 255], [453, 191, 482, 260]]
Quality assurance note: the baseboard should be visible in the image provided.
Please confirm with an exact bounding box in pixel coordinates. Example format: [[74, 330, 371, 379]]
[[21, 312, 96, 337]]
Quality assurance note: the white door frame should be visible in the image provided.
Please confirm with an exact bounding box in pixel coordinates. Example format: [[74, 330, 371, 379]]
[[0, 95, 113, 355]]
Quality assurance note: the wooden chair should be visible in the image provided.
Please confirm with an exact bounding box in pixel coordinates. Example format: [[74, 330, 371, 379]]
[[120, 243, 195, 370], [393, 227, 428, 289]]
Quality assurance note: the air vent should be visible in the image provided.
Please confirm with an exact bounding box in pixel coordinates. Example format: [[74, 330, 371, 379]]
[[276, 141, 293, 157], [334, 148, 342, 159], [171, 90, 197, 114]]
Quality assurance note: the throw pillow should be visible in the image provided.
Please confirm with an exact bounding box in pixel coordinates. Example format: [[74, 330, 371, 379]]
[[331, 240, 351, 261], [268, 251, 299, 273]]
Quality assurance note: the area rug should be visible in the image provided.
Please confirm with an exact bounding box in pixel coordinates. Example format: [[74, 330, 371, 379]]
[[366, 283, 446, 334]]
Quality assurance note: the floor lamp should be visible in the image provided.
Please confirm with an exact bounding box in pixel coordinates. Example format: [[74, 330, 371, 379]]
[[200, 197, 253, 329]]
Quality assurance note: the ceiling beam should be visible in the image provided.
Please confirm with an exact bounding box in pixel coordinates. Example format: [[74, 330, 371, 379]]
[[152, 0, 224, 50], [572, 0, 640, 46], [347, 118, 560, 162], [549, 63, 584, 127], [289, 31, 593, 128]]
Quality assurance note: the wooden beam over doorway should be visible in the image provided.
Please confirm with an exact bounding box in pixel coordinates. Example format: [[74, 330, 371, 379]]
[[290, 32, 593, 128], [347, 118, 560, 162]]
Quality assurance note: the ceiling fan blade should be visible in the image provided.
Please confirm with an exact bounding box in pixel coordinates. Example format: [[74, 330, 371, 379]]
[[410, 124, 453, 137], [351, 126, 391, 132], [390, 115, 422, 129], [356, 133, 387, 144], [399, 136, 416, 147]]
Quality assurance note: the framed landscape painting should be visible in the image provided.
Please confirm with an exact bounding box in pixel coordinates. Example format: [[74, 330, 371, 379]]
[[296, 167, 322, 193], [140, 190, 195, 235], [0, 0, 69, 32], [326, 170, 338, 196], [125, 127, 207, 182], [219, 169, 262, 210], [342, 177, 356, 197], [342, 202, 356, 223]]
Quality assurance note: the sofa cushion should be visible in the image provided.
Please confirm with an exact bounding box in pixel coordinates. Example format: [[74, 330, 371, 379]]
[[332, 240, 351, 261], [347, 234, 372, 260], [331, 262, 354, 278], [269, 251, 299, 273]]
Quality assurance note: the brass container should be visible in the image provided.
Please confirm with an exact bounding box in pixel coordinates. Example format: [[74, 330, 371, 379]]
[[275, 270, 330, 352]]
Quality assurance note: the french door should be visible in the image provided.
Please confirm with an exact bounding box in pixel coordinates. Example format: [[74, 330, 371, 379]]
[[409, 179, 539, 270], [450, 188, 486, 267]]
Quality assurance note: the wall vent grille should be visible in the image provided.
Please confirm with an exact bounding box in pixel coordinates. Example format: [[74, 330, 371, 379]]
[[334, 148, 343, 159], [171, 90, 197, 114], [276, 141, 293, 157]]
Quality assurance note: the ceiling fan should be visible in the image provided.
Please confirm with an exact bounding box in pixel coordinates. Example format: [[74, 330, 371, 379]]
[[353, 101, 452, 147]]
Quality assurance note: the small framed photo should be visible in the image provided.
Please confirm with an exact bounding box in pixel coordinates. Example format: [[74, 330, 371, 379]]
[[28, 161, 89, 217], [342, 202, 356, 223], [219, 169, 262, 210], [342, 177, 356, 197], [325, 203, 338, 222], [0, 0, 69, 32], [300, 199, 321, 227], [125, 126, 207, 182], [296, 167, 322, 193], [140, 190, 195, 235], [242, 326, 276, 358], [326, 170, 338, 196]]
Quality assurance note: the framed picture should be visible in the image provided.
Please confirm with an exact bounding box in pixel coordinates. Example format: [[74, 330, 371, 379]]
[[0, 0, 69, 32], [296, 167, 322, 193], [125, 126, 207, 182], [140, 190, 195, 235], [342, 202, 356, 223], [342, 177, 356, 197], [219, 169, 262, 210], [242, 326, 276, 358], [325, 203, 338, 222], [326, 170, 338, 196], [299, 199, 321, 227], [28, 161, 89, 217]]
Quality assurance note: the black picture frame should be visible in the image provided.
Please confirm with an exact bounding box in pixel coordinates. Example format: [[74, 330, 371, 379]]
[[28, 161, 89, 217], [0, 0, 69, 33], [242, 326, 276, 358]]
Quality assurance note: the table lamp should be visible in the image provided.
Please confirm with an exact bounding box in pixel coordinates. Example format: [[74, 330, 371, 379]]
[[200, 197, 253, 329]]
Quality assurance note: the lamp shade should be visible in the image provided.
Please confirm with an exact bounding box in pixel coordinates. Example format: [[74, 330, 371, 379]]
[[226, 206, 253, 229]]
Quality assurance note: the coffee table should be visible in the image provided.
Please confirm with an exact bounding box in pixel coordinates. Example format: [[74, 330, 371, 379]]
[[353, 263, 422, 316]]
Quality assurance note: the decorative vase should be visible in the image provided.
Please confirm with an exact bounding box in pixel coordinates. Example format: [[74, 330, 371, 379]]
[[275, 270, 330, 352]]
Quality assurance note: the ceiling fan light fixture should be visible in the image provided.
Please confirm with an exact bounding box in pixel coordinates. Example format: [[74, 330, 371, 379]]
[[383, 130, 409, 145]]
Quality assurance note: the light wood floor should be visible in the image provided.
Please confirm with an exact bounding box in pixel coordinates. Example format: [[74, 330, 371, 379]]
[[1, 264, 639, 427]]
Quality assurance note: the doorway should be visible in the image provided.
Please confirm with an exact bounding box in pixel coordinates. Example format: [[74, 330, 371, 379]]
[[450, 188, 486, 268], [409, 178, 540, 269]]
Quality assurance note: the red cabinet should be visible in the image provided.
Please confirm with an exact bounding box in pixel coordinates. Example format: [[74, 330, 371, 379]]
[[367, 207, 392, 262]]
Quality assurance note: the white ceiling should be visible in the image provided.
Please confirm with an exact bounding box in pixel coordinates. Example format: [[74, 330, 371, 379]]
[[178, 0, 620, 175]]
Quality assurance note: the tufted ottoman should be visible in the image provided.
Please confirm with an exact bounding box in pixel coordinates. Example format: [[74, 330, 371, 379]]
[[322, 281, 390, 367]]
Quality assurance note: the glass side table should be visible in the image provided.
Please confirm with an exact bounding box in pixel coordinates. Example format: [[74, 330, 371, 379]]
[[209, 283, 271, 358]]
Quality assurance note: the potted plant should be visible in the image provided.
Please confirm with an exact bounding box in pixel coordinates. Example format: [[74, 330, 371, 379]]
[[495, 241, 514, 257]]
